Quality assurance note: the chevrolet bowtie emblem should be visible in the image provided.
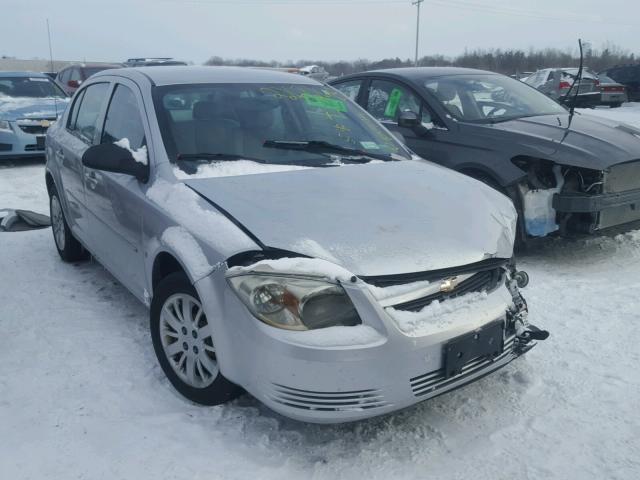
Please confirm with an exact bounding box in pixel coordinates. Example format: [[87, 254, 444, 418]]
[[40, 120, 51, 128], [439, 277, 459, 293]]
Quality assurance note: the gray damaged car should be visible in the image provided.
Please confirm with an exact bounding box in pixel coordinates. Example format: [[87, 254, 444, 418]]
[[45, 66, 547, 423]]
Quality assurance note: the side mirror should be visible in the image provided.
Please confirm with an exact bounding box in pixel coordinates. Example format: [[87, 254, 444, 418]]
[[398, 110, 430, 136], [82, 143, 148, 183], [67, 80, 80, 88], [398, 110, 420, 128]]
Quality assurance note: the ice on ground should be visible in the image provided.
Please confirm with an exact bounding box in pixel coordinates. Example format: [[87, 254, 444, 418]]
[[386, 287, 512, 337], [173, 160, 311, 179], [146, 179, 256, 254], [277, 325, 385, 348], [114, 138, 148, 165], [227, 256, 354, 282], [161, 226, 216, 280]]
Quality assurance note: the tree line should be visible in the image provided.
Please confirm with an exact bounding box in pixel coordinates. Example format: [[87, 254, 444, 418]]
[[205, 44, 637, 77]]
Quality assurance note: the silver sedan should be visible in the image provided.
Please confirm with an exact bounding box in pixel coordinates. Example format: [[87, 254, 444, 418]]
[[45, 66, 546, 423]]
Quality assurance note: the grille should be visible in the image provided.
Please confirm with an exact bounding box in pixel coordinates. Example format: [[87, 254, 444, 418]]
[[410, 334, 516, 397], [24, 144, 45, 152], [269, 384, 388, 412], [18, 124, 48, 135], [391, 268, 503, 312], [604, 160, 640, 193]]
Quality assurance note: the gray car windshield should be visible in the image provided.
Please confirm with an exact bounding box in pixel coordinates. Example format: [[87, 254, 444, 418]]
[[154, 83, 410, 167], [0, 76, 66, 99], [425, 74, 567, 123]]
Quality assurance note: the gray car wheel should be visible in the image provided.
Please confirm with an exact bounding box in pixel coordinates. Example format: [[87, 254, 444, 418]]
[[150, 272, 243, 405], [49, 188, 88, 262]]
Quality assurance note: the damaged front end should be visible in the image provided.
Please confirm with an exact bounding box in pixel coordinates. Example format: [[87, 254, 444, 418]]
[[513, 158, 640, 237]]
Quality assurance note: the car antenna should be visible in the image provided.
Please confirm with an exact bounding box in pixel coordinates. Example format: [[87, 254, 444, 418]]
[[46, 18, 59, 119], [568, 38, 584, 119], [560, 39, 583, 144]]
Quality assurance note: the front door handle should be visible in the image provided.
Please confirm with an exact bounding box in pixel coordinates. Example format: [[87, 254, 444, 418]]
[[85, 170, 98, 190]]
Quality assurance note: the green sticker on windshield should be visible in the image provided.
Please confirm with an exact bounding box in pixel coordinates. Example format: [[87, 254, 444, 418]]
[[303, 93, 346, 112], [384, 88, 403, 117]]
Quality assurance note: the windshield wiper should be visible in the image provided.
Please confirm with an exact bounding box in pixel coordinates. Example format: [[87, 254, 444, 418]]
[[263, 140, 396, 162], [176, 153, 265, 163]]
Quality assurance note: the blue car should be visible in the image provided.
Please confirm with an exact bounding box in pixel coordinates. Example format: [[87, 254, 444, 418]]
[[0, 72, 69, 159]]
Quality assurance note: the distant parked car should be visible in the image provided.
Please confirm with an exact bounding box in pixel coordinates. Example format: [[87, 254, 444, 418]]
[[524, 68, 601, 107], [330, 67, 640, 241], [123, 57, 187, 67], [0, 71, 69, 159], [56, 63, 122, 95], [600, 65, 640, 102], [299, 65, 330, 82], [598, 74, 628, 108]]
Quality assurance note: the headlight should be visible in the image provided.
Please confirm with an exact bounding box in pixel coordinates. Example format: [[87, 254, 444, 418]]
[[228, 274, 361, 331], [0, 120, 11, 132]]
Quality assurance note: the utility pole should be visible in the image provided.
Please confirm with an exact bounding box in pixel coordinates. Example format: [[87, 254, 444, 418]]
[[412, 0, 424, 67], [46, 19, 54, 73]]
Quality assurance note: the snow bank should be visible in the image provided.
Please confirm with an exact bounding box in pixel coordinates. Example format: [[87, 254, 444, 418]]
[[161, 226, 215, 279], [173, 160, 310, 179], [386, 287, 512, 337], [146, 179, 256, 256], [114, 138, 148, 165], [227, 257, 354, 282], [277, 325, 384, 348]]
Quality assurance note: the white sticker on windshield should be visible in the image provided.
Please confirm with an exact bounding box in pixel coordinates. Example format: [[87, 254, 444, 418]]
[[360, 141, 380, 150], [29, 78, 50, 82]]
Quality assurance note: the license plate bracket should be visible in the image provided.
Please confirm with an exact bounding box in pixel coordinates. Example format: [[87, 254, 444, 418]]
[[444, 320, 504, 379]]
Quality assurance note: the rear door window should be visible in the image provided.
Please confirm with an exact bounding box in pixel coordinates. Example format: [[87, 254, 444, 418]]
[[101, 84, 146, 149], [72, 83, 110, 144], [366, 80, 423, 122], [332, 80, 363, 102]]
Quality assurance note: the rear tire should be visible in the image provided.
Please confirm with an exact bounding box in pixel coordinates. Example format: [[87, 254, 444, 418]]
[[49, 187, 88, 262], [150, 272, 243, 406]]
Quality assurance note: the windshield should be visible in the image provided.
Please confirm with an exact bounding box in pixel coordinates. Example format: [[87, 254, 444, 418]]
[[424, 74, 567, 123], [83, 66, 118, 78], [0, 76, 67, 99], [153, 83, 410, 169]]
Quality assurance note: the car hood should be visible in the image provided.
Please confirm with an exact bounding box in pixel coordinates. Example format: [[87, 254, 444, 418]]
[[484, 113, 640, 170], [0, 96, 69, 121], [184, 160, 516, 277]]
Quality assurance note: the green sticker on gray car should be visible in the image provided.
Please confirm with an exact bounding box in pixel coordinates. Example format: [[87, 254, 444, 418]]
[[303, 93, 347, 112], [384, 88, 403, 117]]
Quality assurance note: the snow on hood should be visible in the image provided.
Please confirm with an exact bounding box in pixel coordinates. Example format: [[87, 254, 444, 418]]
[[186, 160, 517, 277], [173, 160, 311, 179], [0, 96, 69, 121], [386, 286, 512, 337], [227, 256, 354, 282]]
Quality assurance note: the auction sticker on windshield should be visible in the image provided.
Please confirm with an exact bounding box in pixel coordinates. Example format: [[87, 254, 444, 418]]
[[303, 93, 347, 112]]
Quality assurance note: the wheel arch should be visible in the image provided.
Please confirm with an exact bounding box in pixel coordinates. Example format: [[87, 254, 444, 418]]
[[151, 250, 190, 294]]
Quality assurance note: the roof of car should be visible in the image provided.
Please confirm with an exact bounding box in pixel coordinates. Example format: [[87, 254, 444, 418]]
[[0, 71, 49, 78], [333, 67, 497, 82], [94, 66, 319, 86]]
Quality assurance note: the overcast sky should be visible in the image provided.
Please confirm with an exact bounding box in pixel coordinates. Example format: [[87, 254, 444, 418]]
[[1, 0, 637, 64]]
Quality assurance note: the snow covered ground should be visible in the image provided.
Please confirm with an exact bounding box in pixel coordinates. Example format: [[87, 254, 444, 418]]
[[578, 102, 640, 128], [2, 148, 640, 479]]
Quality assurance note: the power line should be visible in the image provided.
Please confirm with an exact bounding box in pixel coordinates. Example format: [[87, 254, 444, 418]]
[[412, 0, 423, 66]]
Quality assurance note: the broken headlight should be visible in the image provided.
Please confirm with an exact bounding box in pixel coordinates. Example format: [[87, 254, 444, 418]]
[[227, 274, 361, 331]]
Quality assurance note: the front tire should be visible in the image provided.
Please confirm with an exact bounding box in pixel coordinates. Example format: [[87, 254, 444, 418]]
[[49, 188, 88, 262], [150, 272, 242, 405]]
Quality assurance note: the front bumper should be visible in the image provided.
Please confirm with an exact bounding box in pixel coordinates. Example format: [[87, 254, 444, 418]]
[[0, 120, 50, 158], [196, 265, 539, 423]]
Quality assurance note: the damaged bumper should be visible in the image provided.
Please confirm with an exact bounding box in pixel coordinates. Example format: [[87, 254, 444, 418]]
[[200, 260, 545, 423], [554, 187, 640, 212]]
